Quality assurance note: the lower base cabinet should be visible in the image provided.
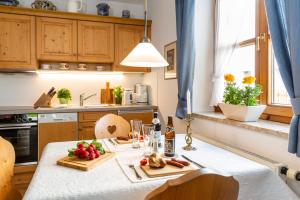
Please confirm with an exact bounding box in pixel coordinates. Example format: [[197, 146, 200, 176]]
[[38, 121, 78, 159], [78, 111, 117, 140], [13, 165, 37, 196]]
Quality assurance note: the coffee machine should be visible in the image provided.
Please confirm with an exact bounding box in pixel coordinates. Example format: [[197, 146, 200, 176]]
[[134, 84, 148, 104]]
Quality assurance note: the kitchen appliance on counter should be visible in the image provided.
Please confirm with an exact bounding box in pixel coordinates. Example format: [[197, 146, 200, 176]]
[[134, 84, 148, 104], [122, 89, 133, 105], [0, 114, 38, 165]]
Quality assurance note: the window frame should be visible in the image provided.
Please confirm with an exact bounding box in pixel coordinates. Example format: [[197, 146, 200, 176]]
[[256, 0, 293, 123], [215, 0, 293, 124]]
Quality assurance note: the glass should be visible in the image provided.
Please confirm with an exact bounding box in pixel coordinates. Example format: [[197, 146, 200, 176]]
[[142, 124, 154, 156], [130, 120, 142, 149], [270, 46, 291, 105], [225, 45, 256, 86], [219, 0, 256, 42]]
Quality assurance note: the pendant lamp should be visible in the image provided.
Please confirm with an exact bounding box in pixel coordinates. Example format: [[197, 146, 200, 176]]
[[120, 0, 169, 68]]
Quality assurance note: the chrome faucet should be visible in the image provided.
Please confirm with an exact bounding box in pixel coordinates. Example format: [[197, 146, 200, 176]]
[[80, 93, 97, 106]]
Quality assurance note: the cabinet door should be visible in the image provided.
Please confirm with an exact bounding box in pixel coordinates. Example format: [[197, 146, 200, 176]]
[[114, 24, 150, 72], [13, 165, 37, 196], [78, 111, 117, 140], [0, 13, 36, 70], [118, 110, 153, 124], [38, 122, 78, 159], [78, 21, 114, 63], [36, 17, 77, 62]]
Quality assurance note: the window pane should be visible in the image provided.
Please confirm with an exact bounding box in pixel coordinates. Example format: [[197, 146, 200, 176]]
[[238, 0, 256, 42], [271, 50, 291, 105], [225, 45, 256, 85]]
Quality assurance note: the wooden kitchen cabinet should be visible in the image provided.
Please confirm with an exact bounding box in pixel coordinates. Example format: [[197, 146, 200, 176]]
[[118, 110, 154, 124], [36, 17, 77, 62], [13, 164, 37, 196], [114, 24, 150, 72], [38, 122, 78, 158], [0, 13, 36, 70], [78, 111, 117, 140], [78, 21, 114, 63]]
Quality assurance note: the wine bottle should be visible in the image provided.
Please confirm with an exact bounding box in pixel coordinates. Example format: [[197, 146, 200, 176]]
[[152, 112, 162, 147]]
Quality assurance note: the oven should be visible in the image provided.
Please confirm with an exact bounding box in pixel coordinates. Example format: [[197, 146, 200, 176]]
[[0, 114, 38, 165]]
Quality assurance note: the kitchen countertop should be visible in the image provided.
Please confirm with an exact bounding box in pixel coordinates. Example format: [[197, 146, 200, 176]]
[[0, 104, 158, 115]]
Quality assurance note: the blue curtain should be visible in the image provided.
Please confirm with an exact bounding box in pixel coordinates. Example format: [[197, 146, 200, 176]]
[[265, 0, 300, 157], [175, 0, 196, 119]]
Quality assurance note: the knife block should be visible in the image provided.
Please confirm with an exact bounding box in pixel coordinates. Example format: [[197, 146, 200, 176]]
[[34, 93, 53, 109]]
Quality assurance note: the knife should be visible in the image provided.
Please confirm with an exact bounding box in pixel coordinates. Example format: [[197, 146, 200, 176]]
[[108, 138, 117, 146], [49, 91, 56, 97], [47, 87, 55, 96], [181, 155, 206, 168]]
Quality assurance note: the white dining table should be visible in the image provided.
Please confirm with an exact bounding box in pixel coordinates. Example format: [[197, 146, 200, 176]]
[[23, 134, 298, 200]]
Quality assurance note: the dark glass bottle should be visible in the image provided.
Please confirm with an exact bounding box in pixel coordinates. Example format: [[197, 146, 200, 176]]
[[152, 112, 162, 147], [164, 116, 175, 157]]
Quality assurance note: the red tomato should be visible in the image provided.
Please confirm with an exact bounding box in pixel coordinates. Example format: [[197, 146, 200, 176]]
[[140, 159, 147, 166]]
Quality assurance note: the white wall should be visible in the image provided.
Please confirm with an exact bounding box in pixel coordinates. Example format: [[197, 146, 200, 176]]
[[19, 0, 144, 18], [145, 0, 214, 130], [0, 73, 143, 106]]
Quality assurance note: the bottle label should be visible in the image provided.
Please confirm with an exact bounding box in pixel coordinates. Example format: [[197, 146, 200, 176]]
[[164, 138, 175, 155]]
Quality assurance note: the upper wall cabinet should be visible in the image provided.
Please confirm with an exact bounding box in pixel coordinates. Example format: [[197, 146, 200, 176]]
[[78, 21, 114, 63], [114, 24, 150, 72], [36, 17, 77, 62], [0, 13, 36, 70]]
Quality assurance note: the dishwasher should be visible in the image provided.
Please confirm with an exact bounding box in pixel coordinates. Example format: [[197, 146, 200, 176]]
[[38, 113, 78, 159]]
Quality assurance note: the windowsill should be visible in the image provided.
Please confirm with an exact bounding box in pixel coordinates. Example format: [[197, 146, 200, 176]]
[[193, 112, 289, 139]]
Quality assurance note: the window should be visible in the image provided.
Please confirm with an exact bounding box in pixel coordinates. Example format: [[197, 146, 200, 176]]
[[222, 0, 293, 123]]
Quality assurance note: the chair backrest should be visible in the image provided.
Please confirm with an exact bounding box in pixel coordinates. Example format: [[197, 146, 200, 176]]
[[145, 169, 239, 200], [95, 114, 130, 139], [0, 137, 20, 200]]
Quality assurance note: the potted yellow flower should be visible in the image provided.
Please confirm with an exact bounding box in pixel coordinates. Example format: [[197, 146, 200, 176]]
[[218, 74, 266, 122]]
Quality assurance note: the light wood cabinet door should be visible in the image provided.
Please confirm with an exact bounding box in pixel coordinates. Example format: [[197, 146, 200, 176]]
[[114, 24, 150, 72], [36, 17, 77, 62], [78, 21, 114, 63], [0, 13, 36, 70], [118, 110, 154, 124], [38, 122, 78, 159], [78, 111, 117, 140], [13, 165, 37, 196]]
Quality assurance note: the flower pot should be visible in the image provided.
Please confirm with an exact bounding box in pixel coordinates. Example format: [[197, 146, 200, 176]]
[[115, 97, 122, 105], [218, 103, 266, 122], [59, 98, 70, 104]]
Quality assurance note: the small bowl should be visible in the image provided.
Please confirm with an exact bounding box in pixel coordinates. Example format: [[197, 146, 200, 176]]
[[96, 66, 106, 71], [41, 64, 51, 70]]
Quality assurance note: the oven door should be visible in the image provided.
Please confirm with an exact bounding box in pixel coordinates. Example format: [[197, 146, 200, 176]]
[[0, 123, 38, 165]]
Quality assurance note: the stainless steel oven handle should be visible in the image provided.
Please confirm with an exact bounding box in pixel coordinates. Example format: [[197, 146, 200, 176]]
[[0, 126, 32, 130]]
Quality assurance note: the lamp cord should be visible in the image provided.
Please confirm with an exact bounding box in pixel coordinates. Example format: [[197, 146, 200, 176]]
[[144, 0, 148, 38]]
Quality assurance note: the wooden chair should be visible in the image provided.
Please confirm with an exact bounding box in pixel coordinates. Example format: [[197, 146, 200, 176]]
[[0, 137, 22, 200], [95, 114, 130, 139], [145, 169, 239, 200]]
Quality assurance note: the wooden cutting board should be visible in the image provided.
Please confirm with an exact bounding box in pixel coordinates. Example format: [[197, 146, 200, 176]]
[[114, 138, 133, 144], [140, 163, 197, 178], [57, 152, 115, 171]]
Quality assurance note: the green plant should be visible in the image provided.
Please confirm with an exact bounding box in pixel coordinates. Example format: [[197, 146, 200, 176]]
[[113, 86, 123, 99], [223, 74, 262, 106], [57, 88, 72, 100]]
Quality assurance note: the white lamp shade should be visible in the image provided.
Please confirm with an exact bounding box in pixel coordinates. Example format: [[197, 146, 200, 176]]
[[120, 42, 169, 68]]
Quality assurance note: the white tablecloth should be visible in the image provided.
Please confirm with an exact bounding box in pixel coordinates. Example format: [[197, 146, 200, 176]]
[[23, 135, 299, 200]]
